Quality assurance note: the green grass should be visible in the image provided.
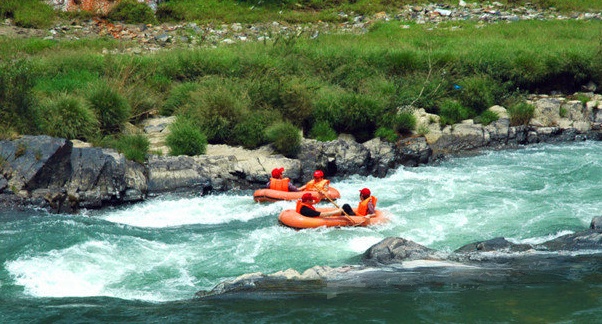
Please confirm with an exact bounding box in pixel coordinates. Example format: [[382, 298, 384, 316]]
[[1, 1, 602, 157]]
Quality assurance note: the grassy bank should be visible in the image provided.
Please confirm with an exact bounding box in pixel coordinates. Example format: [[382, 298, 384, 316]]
[[1, 1, 601, 160]]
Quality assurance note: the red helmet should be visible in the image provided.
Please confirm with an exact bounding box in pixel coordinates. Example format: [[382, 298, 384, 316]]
[[359, 188, 371, 197], [271, 167, 284, 178], [313, 170, 324, 178], [301, 193, 315, 202]]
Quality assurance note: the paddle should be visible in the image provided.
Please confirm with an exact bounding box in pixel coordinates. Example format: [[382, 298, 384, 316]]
[[316, 188, 360, 225]]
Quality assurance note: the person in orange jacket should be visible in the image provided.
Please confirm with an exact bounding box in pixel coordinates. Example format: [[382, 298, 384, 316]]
[[298, 170, 330, 192], [342, 187, 377, 217], [296, 193, 342, 217], [266, 167, 299, 192]]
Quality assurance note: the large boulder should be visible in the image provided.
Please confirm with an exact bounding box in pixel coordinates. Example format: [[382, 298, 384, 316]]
[[429, 120, 487, 157], [0, 136, 71, 197], [0, 136, 147, 212], [146, 155, 213, 194], [297, 137, 371, 180], [362, 237, 439, 265], [67, 147, 147, 209], [196, 218, 602, 299], [532, 97, 562, 127]]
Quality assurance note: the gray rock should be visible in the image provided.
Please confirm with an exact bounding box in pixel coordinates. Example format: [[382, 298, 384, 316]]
[[0, 135, 71, 193], [362, 237, 439, 265], [146, 155, 212, 194], [397, 136, 432, 166], [196, 218, 602, 298], [454, 237, 533, 254], [591, 216, 602, 229]]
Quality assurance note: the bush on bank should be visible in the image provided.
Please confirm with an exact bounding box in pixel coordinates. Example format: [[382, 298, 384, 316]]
[[166, 117, 207, 156], [1, 2, 602, 157]]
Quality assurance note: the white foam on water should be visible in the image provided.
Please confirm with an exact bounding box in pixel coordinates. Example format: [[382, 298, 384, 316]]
[[347, 236, 385, 253], [6, 141, 602, 302], [6, 237, 201, 302], [508, 230, 575, 245], [99, 194, 286, 228]]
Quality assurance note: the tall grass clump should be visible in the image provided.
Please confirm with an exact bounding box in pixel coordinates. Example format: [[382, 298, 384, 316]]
[[0, 60, 40, 136], [312, 88, 387, 142], [389, 110, 417, 135], [393, 73, 450, 114], [87, 84, 131, 135], [0, 0, 55, 29], [475, 109, 499, 126], [160, 82, 199, 116], [309, 121, 337, 142], [107, 0, 158, 24], [374, 127, 398, 142], [276, 77, 317, 127], [177, 77, 250, 143], [111, 134, 150, 163], [245, 73, 316, 127], [38, 93, 98, 141], [230, 110, 282, 149], [438, 99, 472, 127], [166, 117, 207, 156], [265, 121, 301, 158], [455, 75, 504, 114], [508, 102, 535, 126]]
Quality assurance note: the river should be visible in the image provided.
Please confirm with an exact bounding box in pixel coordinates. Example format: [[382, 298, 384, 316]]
[[2, 141, 602, 322]]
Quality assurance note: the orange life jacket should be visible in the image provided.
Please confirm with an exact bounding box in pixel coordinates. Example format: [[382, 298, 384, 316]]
[[269, 177, 290, 191], [296, 200, 316, 213], [357, 196, 377, 216], [304, 179, 330, 192]]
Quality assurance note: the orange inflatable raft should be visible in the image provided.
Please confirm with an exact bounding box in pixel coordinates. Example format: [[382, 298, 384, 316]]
[[253, 187, 341, 203], [278, 208, 387, 229]]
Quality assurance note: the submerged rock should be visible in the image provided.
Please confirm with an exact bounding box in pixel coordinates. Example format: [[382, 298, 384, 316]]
[[195, 219, 602, 299]]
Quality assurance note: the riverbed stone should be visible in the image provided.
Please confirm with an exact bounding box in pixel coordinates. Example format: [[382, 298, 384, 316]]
[[362, 237, 439, 265], [532, 97, 562, 127]]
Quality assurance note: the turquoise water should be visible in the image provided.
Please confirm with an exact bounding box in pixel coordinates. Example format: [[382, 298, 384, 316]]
[[2, 141, 602, 322]]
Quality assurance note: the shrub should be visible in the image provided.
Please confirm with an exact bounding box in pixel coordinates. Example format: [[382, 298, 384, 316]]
[[416, 124, 430, 136], [438, 99, 473, 127], [166, 117, 207, 156], [330, 62, 379, 92], [508, 102, 535, 126], [123, 84, 159, 123], [1, 0, 55, 29], [309, 121, 337, 142], [455, 75, 503, 114], [0, 60, 40, 135], [475, 110, 499, 126], [230, 110, 281, 149], [107, 0, 158, 24], [391, 111, 416, 135], [160, 82, 199, 116], [112, 134, 149, 163], [87, 84, 131, 135], [265, 121, 301, 158], [374, 127, 398, 143], [393, 73, 450, 114], [178, 77, 250, 143], [39, 94, 98, 141], [313, 89, 385, 142], [278, 77, 316, 126], [245, 73, 317, 127]]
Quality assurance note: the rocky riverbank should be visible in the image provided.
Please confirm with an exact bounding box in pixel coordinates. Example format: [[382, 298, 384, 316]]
[[1, 92, 601, 213]]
